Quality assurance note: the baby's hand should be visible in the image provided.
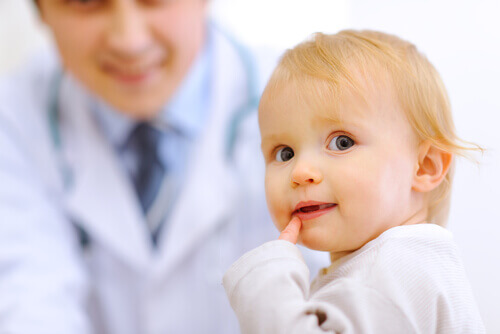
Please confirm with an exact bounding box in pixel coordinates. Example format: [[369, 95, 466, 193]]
[[278, 217, 302, 244]]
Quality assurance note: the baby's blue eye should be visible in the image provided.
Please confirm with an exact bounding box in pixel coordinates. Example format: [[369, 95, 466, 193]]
[[276, 147, 294, 162], [328, 135, 355, 151]]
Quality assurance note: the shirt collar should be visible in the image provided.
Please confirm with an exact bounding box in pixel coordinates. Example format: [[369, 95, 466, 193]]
[[92, 27, 213, 148]]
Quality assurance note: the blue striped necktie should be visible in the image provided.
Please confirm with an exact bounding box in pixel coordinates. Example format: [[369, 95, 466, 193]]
[[127, 122, 166, 235]]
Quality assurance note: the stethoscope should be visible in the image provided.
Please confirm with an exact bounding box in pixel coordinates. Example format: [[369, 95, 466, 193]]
[[48, 26, 261, 191]]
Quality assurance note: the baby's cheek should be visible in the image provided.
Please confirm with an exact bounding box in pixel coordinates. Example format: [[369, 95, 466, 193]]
[[264, 173, 288, 228], [271, 202, 290, 232], [342, 168, 382, 218], [264, 190, 286, 232]]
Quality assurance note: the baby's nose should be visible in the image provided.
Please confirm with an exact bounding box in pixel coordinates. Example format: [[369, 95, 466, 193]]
[[291, 162, 323, 187]]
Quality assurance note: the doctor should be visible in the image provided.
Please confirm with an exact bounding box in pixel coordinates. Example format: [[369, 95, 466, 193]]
[[0, 0, 326, 333]]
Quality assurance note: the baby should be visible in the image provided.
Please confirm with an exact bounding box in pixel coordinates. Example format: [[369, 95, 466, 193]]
[[223, 30, 484, 333]]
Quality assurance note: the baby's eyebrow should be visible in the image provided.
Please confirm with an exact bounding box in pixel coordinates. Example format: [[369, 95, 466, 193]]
[[318, 113, 367, 132], [260, 134, 286, 152], [260, 137, 275, 150], [316, 112, 343, 125], [260, 132, 290, 143]]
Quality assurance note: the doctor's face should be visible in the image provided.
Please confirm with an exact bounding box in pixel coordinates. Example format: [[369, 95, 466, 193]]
[[38, 0, 207, 119], [259, 77, 426, 260]]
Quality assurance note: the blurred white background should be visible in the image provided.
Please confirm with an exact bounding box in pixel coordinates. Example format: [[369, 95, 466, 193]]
[[1, 0, 499, 332]]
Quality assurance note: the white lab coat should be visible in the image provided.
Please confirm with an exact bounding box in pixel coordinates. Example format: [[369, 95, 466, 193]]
[[0, 29, 328, 333]]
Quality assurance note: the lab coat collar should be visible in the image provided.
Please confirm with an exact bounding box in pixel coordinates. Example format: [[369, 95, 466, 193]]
[[152, 27, 250, 278], [61, 75, 152, 271]]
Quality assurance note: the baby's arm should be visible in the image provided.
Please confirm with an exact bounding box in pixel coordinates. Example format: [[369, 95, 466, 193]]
[[223, 218, 415, 334], [223, 238, 325, 333]]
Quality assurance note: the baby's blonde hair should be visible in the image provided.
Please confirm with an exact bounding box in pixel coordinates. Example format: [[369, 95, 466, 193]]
[[265, 30, 481, 226]]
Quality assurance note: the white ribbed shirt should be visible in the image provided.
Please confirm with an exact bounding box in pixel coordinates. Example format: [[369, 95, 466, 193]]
[[223, 224, 485, 334]]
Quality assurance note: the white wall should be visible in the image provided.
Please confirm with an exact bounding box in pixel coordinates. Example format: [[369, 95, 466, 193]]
[[209, 0, 349, 49], [0, 0, 48, 74], [1, 0, 499, 332]]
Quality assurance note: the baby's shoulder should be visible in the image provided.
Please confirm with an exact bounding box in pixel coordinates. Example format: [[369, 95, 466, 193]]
[[351, 224, 460, 281], [376, 223, 455, 255], [320, 224, 469, 310], [373, 224, 458, 270], [312, 225, 482, 333], [315, 224, 463, 294]]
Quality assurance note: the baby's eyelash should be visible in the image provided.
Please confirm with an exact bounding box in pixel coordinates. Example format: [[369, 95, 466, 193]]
[[326, 131, 357, 152]]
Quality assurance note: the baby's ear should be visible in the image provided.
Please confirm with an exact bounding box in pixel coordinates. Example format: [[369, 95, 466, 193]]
[[412, 141, 453, 193]]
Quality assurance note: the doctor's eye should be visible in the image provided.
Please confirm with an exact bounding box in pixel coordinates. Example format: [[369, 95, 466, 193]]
[[276, 147, 294, 162], [142, 0, 176, 5], [328, 135, 355, 151], [66, 0, 104, 9], [67, 0, 100, 3]]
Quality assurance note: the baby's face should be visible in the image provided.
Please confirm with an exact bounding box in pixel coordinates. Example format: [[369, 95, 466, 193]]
[[259, 78, 425, 257]]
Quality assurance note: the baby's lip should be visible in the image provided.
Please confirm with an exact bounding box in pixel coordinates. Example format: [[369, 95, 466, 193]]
[[293, 201, 337, 214]]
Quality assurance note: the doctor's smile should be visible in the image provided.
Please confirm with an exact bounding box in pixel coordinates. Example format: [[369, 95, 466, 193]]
[[99, 49, 168, 86], [101, 60, 164, 86]]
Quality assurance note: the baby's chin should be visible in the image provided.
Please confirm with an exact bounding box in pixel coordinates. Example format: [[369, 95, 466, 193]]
[[296, 233, 328, 252], [298, 231, 350, 254]]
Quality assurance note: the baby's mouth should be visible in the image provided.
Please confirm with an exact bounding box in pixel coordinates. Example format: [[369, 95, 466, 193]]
[[291, 201, 338, 222], [292, 202, 337, 221], [294, 203, 336, 214]]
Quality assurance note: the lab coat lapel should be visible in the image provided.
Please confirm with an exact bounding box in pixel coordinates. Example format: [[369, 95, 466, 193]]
[[61, 76, 151, 271], [154, 30, 248, 277]]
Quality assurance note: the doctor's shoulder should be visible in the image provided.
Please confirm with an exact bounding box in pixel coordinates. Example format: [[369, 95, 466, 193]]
[[251, 45, 282, 92], [0, 46, 60, 126], [224, 43, 281, 169], [229, 44, 281, 150], [0, 47, 63, 186]]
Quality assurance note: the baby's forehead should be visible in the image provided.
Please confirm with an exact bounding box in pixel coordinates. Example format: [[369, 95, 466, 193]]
[[260, 72, 397, 123]]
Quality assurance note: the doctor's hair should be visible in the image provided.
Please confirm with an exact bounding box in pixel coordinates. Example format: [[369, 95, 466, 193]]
[[263, 29, 483, 227]]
